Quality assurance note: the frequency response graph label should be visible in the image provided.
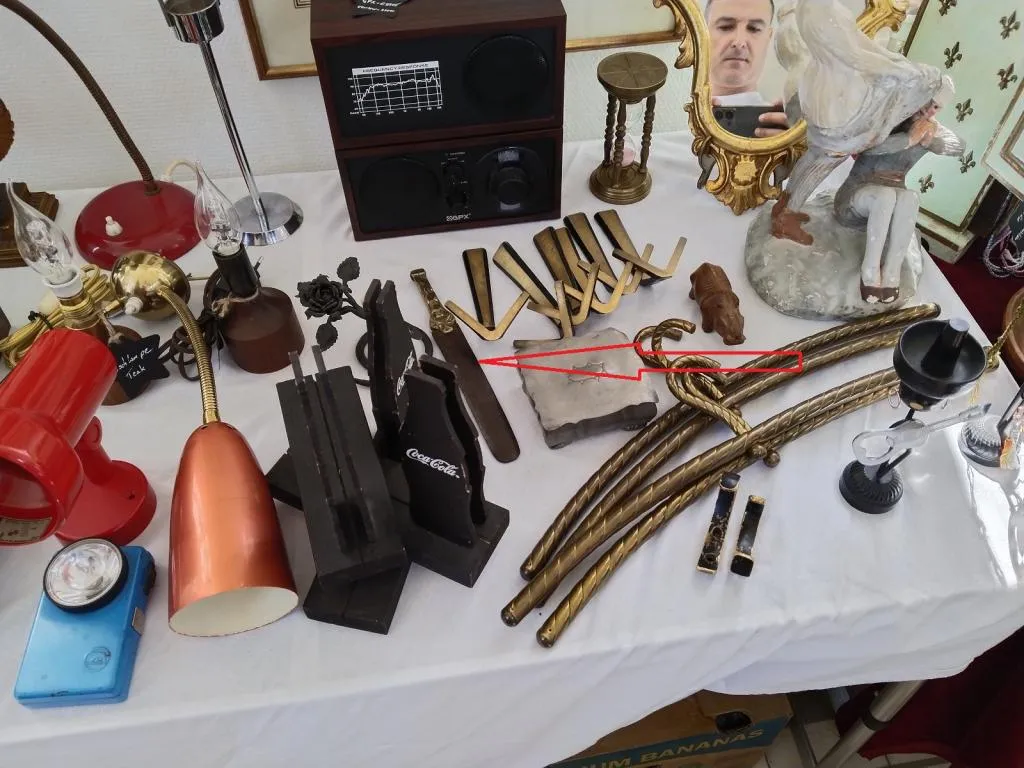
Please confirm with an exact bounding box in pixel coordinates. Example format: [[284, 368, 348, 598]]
[[349, 61, 443, 116]]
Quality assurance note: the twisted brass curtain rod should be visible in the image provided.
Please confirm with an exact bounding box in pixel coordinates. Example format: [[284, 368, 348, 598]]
[[519, 303, 941, 580], [512, 330, 908, 618], [0, 0, 158, 193], [561, 329, 907, 561], [536, 380, 896, 646], [503, 367, 900, 626]]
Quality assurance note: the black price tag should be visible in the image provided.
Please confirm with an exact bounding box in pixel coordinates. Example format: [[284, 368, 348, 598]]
[[110, 334, 169, 399], [352, 0, 410, 17], [1009, 199, 1024, 251]]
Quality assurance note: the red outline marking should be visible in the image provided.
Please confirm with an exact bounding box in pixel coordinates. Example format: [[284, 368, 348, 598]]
[[479, 344, 803, 380]]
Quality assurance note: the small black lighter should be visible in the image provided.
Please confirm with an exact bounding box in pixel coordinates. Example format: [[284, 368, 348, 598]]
[[731, 496, 766, 577]]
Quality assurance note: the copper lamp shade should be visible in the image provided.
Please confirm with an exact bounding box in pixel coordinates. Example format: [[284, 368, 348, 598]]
[[169, 421, 297, 636], [109, 250, 296, 636]]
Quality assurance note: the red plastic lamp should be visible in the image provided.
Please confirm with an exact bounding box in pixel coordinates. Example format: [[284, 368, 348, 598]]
[[0, 0, 198, 269], [0, 328, 156, 547]]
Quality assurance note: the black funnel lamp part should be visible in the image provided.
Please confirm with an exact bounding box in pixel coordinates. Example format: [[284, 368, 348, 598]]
[[841, 318, 988, 515], [893, 319, 987, 411]]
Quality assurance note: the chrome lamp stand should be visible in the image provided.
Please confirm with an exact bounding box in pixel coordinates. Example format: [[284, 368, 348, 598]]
[[157, 0, 303, 246]]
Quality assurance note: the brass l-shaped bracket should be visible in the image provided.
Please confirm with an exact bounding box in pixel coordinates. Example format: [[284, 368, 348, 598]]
[[528, 263, 599, 326], [447, 291, 531, 342], [612, 237, 685, 281]]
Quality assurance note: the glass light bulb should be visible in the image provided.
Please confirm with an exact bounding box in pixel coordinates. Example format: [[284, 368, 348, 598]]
[[194, 163, 242, 256], [44, 539, 124, 610], [5, 182, 76, 285]]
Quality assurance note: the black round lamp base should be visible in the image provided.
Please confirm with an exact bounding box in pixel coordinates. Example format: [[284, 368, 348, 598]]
[[839, 461, 903, 515]]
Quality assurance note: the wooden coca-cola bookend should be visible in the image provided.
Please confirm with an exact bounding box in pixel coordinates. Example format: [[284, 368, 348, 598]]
[[364, 279, 416, 461], [385, 356, 509, 587], [270, 349, 409, 634]]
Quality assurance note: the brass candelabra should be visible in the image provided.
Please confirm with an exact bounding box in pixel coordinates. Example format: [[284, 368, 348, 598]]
[[0, 265, 117, 368]]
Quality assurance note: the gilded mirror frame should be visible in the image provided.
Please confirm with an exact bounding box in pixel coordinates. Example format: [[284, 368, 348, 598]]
[[654, 0, 911, 214]]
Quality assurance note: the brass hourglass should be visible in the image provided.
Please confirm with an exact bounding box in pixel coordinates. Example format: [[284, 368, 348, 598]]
[[589, 51, 668, 205]]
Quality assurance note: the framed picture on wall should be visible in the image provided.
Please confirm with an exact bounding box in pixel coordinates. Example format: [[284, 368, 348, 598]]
[[239, 0, 682, 80], [239, 0, 315, 80], [985, 82, 1024, 201], [562, 0, 680, 52]]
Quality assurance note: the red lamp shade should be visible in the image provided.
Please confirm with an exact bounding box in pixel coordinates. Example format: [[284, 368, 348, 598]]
[[75, 180, 200, 269], [0, 329, 155, 546]]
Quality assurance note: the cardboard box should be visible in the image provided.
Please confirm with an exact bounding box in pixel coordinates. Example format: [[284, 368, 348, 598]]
[[649, 746, 771, 768], [548, 692, 792, 768]]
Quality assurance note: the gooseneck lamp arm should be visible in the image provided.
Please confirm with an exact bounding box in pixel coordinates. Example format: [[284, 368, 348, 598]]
[[110, 251, 220, 424], [159, 287, 220, 425], [0, 0, 158, 195]]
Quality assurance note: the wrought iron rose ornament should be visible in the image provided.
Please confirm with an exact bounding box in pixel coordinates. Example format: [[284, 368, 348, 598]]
[[296, 257, 365, 350]]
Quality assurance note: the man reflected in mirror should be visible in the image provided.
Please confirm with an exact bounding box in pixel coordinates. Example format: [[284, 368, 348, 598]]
[[706, 0, 790, 137]]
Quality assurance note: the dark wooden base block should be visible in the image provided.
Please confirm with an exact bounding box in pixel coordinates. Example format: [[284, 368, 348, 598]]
[[267, 451, 409, 634], [383, 460, 509, 588], [303, 563, 410, 635]]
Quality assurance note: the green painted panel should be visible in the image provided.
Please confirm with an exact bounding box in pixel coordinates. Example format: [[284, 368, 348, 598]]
[[903, 0, 1024, 229]]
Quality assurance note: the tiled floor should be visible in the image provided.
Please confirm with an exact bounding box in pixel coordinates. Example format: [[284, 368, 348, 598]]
[[754, 692, 950, 768]]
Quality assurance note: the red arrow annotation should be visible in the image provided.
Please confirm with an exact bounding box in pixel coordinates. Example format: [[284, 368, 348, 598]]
[[478, 343, 804, 381]]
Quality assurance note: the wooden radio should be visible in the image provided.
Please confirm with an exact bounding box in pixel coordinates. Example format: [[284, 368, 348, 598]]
[[312, 0, 566, 240]]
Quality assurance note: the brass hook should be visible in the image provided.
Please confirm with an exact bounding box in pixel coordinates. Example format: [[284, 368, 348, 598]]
[[493, 243, 558, 312], [632, 320, 779, 466], [555, 283, 574, 338], [528, 263, 599, 326], [446, 291, 531, 342], [612, 237, 685, 281], [634, 320, 693, 367], [564, 249, 640, 313]]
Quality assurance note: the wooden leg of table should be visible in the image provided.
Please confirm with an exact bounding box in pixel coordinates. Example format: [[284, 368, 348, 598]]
[[814, 681, 924, 768]]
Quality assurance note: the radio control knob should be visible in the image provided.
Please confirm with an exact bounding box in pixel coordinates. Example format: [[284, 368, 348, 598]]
[[443, 162, 466, 182], [446, 188, 469, 210], [490, 165, 530, 206]]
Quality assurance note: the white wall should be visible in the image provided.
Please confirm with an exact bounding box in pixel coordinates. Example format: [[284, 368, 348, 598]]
[[0, 0, 875, 191]]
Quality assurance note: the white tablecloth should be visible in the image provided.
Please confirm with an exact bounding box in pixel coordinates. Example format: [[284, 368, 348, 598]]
[[1, 133, 1022, 768]]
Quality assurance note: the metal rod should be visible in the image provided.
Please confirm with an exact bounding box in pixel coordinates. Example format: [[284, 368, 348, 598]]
[[503, 369, 900, 627], [814, 682, 924, 768], [518, 303, 942, 581], [875, 410, 917, 478], [535, 382, 896, 646], [198, 40, 270, 233], [876, 448, 911, 480]]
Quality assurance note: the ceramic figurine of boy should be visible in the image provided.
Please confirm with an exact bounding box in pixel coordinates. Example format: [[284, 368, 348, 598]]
[[829, 90, 963, 302], [744, 0, 965, 319]]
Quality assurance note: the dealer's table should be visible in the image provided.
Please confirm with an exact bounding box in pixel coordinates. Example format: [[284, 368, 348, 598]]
[[1, 134, 1022, 768]]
